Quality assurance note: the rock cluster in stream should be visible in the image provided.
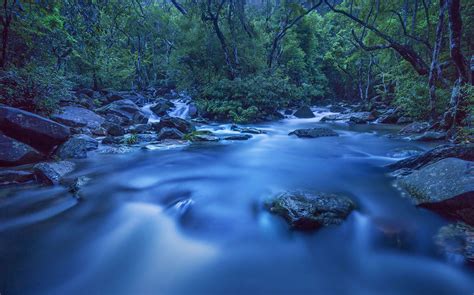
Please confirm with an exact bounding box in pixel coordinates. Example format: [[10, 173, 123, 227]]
[[389, 144, 474, 264]]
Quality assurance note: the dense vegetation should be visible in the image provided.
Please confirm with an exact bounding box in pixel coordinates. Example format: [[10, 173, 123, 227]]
[[0, 0, 472, 129]]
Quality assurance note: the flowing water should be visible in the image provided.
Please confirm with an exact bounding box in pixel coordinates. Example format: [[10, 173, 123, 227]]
[[1, 112, 474, 295]]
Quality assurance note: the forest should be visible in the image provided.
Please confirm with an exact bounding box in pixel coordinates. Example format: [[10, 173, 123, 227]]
[[0, 1, 474, 294]]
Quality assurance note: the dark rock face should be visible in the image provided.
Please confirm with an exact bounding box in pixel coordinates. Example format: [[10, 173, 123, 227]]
[[387, 144, 474, 171], [0, 170, 35, 185], [153, 116, 195, 134], [435, 222, 474, 265], [150, 99, 174, 116], [399, 122, 430, 135], [51, 106, 105, 129], [294, 106, 315, 118], [412, 131, 446, 142], [349, 112, 377, 124], [107, 124, 126, 137], [230, 125, 265, 134], [34, 161, 76, 185], [289, 128, 339, 138], [157, 127, 184, 140], [395, 158, 474, 226], [0, 106, 70, 154], [56, 135, 99, 159], [377, 109, 400, 124], [224, 134, 252, 141], [0, 134, 44, 167], [266, 191, 355, 230], [397, 117, 413, 124], [128, 124, 152, 134], [96, 99, 146, 124]]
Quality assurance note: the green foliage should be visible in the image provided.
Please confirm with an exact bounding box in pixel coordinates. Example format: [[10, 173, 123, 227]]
[[122, 134, 139, 145], [0, 66, 72, 115]]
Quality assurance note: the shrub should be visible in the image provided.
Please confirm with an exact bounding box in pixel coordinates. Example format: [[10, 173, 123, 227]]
[[0, 65, 73, 115]]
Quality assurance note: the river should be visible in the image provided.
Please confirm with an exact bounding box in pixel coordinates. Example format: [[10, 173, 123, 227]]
[[1, 111, 473, 294]]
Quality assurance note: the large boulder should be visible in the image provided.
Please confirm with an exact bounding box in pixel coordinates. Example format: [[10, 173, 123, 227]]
[[349, 111, 377, 124], [96, 99, 146, 124], [265, 191, 355, 230], [150, 99, 175, 116], [399, 122, 430, 135], [395, 158, 474, 225], [153, 116, 195, 134], [106, 123, 126, 137], [34, 161, 76, 185], [51, 106, 105, 129], [0, 134, 44, 167], [412, 131, 446, 142], [289, 128, 339, 138], [56, 135, 99, 159], [377, 108, 400, 124], [294, 106, 315, 118], [0, 106, 70, 154], [387, 144, 474, 171]]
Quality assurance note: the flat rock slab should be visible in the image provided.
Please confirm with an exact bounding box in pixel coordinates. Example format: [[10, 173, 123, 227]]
[[51, 106, 105, 129], [396, 158, 473, 205], [289, 128, 339, 138], [266, 191, 355, 230], [56, 135, 99, 159]]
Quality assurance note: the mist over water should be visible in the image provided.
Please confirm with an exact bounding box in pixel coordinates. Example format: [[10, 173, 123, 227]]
[[1, 116, 473, 295]]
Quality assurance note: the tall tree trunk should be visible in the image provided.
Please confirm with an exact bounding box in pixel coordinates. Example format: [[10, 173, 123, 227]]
[[428, 0, 447, 122], [1, 0, 12, 69]]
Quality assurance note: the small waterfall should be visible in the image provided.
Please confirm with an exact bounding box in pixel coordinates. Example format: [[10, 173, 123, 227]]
[[141, 103, 160, 123], [169, 98, 191, 119]]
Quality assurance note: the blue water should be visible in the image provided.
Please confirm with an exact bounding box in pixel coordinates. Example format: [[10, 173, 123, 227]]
[[1, 117, 473, 295]]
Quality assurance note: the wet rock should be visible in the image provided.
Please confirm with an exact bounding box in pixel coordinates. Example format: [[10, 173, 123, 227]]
[[106, 124, 126, 137], [184, 130, 219, 142], [34, 161, 76, 185], [294, 106, 315, 118], [66, 176, 92, 199], [51, 106, 105, 129], [188, 102, 199, 118], [399, 122, 430, 135], [349, 112, 377, 124], [395, 158, 474, 225], [0, 134, 44, 167], [105, 113, 129, 126], [157, 127, 184, 140], [102, 136, 123, 145], [150, 99, 174, 116], [128, 124, 152, 134], [56, 134, 99, 159], [0, 106, 70, 154], [412, 131, 446, 142], [0, 170, 35, 185], [387, 144, 474, 171], [96, 99, 146, 124], [289, 128, 339, 138], [435, 222, 474, 265], [224, 134, 252, 141], [397, 116, 413, 124], [153, 116, 195, 134], [377, 109, 400, 124], [230, 125, 265, 134], [91, 127, 107, 136], [265, 191, 355, 230]]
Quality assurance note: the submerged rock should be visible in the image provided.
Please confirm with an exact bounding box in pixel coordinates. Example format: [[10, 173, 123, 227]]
[[224, 134, 252, 141], [34, 161, 76, 185], [266, 191, 355, 230], [294, 106, 315, 118], [230, 125, 265, 134], [0, 106, 70, 154], [435, 222, 474, 265], [412, 131, 446, 142], [56, 134, 99, 159], [289, 128, 339, 138], [0, 134, 44, 167]]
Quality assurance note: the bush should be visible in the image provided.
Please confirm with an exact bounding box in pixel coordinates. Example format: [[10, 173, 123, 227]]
[[196, 74, 308, 123], [0, 65, 73, 115]]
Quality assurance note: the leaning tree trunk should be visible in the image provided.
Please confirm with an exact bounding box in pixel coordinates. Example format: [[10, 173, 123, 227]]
[[428, 0, 447, 122]]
